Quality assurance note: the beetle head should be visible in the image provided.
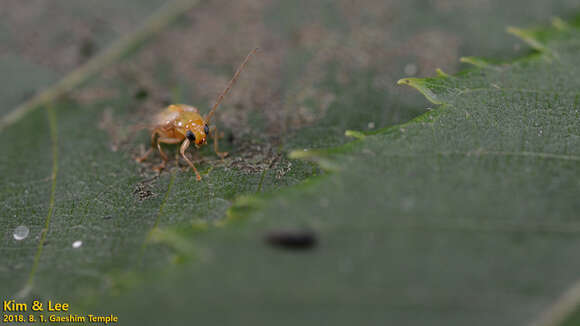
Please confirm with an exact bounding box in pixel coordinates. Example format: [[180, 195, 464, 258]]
[[186, 124, 210, 146]]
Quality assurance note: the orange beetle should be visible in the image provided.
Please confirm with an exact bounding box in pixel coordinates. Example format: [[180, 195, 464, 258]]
[[137, 48, 258, 180]]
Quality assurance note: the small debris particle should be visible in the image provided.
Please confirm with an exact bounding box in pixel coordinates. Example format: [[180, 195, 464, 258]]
[[367, 122, 375, 129], [103, 215, 113, 220], [265, 229, 318, 250], [79, 38, 96, 61], [227, 132, 235, 144], [133, 178, 156, 201], [134, 87, 149, 100], [404, 63, 418, 76], [72, 240, 83, 249], [276, 162, 292, 179]]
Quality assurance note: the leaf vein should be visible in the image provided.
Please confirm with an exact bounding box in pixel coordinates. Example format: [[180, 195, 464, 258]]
[[18, 106, 58, 298]]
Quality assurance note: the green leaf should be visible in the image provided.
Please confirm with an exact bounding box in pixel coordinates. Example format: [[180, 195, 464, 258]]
[[2, 1, 580, 325], [97, 18, 580, 326]]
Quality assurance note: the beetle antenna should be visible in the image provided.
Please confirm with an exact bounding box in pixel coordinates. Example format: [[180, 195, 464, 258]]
[[205, 47, 259, 123]]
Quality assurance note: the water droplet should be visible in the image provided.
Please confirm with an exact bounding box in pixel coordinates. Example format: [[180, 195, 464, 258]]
[[13, 226, 29, 241], [404, 63, 418, 76], [72, 240, 83, 249]]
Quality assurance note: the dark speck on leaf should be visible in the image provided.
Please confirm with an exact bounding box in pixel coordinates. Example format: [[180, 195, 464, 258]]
[[134, 87, 149, 100], [79, 38, 96, 59], [227, 132, 235, 143], [265, 229, 317, 250], [104, 215, 113, 220]]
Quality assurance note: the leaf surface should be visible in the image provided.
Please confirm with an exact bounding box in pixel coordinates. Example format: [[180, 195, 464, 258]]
[[97, 18, 580, 326], [1, 2, 580, 326]]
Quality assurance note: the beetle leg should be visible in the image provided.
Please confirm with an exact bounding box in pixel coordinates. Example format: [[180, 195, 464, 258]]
[[136, 148, 153, 163], [210, 125, 228, 159], [150, 128, 164, 147], [179, 139, 202, 181], [137, 128, 166, 163], [158, 137, 182, 144], [153, 142, 169, 172], [154, 137, 182, 171]]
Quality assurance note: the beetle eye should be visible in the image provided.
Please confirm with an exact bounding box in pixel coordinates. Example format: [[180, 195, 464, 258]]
[[204, 124, 210, 135], [186, 130, 196, 142]]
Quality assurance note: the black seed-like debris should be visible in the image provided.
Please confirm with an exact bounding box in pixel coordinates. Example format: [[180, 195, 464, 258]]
[[265, 229, 318, 250], [134, 87, 149, 100]]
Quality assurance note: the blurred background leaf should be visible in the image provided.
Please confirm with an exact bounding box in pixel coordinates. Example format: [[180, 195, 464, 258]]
[[95, 16, 580, 326]]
